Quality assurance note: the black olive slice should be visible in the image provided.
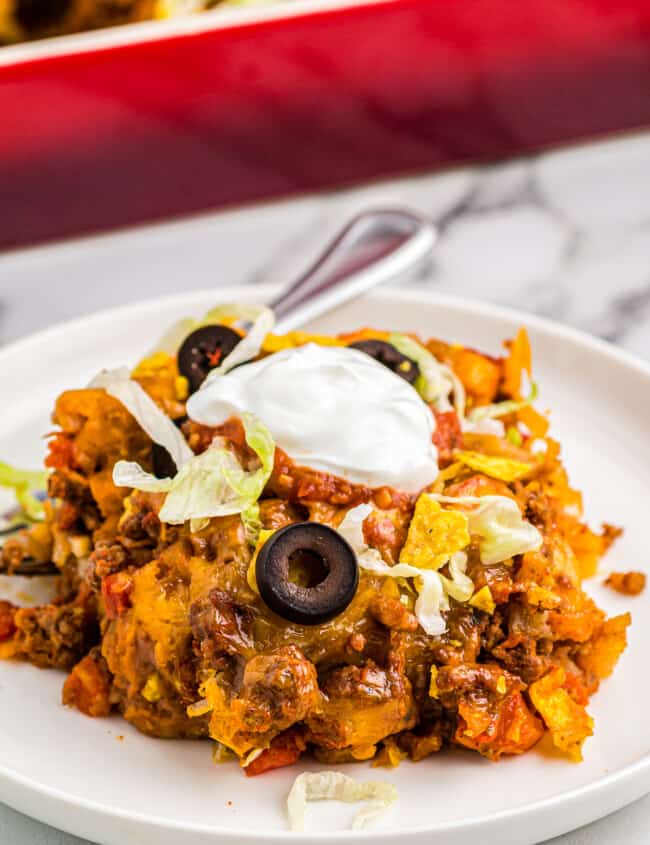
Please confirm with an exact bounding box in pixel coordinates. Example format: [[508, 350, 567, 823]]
[[255, 522, 358, 625], [177, 325, 242, 393], [150, 415, 186, 479], [349, 339, 420, 385], [151, 443, 177, 479]]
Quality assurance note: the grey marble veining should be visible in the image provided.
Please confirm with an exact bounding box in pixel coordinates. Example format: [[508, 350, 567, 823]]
[[0, 129, 649, 845]]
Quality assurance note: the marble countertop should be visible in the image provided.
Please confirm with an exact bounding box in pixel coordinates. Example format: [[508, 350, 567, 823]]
[[1, 129, 649, 844]]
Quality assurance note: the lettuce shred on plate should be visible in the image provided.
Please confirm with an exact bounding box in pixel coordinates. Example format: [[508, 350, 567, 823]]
[[0, 303, 633, 821], [0, 461, 48, 522]]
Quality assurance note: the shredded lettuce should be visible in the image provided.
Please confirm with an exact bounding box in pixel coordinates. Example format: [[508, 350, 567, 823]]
[[150, 317, 197, 356], [337, 505, 472, 636], [467, 381, 539, 424], [147, 302, 275, 375], [336, 503, 383, 567], [432, 494, 542, 566], [388, 333, 463, 415], [91, 367, 194, 470], [462, 417, 505, 436], [202, 305, 275, 381], [439, 551, 474, 602], [112, 413, 274, 537], [226, 412, 275, 540], [202, 302, 270, 327], [287, 771, 397, 832], [0, 461, 48, 522], [338, 495, 539, 630]]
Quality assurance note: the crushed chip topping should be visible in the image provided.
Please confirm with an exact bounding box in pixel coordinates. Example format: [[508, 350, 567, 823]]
[[529, 667, 594, 761], [399, 496, 470, 571], [455, 450, 534, 483], [469, 585, 496, 614]]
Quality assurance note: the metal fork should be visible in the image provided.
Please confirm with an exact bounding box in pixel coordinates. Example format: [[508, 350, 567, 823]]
[[0, 207, 436, 576]]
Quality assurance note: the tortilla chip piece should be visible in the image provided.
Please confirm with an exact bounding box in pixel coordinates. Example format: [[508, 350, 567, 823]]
[[455, 450, 533, 483], [469, 585, 496, 614], [262, 332, 343, 352], [502, 327, 532, 400], [399, 496, 470, 571], [547, 589, 604, 644], [577, 613, 631, 685], [455, 691, 544, 759], [517, 405, 549, 437], [563, 520, 618, 579], [529, 667, 594, 761], [525, 584, 561, 609], [372, 737, 408, 769], [446, 347, 501, 405]]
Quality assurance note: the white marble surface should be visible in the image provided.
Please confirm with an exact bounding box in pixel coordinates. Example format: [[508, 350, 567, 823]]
[[1, 130, 649, 844]]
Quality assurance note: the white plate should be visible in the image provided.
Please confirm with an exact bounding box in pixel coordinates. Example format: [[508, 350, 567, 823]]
[[0, 286, 648, 845]]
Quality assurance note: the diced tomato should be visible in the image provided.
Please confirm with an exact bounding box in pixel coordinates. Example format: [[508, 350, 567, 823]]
[[432, 411, 463, 465], [244, 730, 306, 777], [45, 433, 76, 470], [62, 653, 112, 717], [502, 328, 532, 400], [208, 348, 224, 367], [101, 572, 133, 619], [0, 601, 16, 642], [446, 473, 513, 500]]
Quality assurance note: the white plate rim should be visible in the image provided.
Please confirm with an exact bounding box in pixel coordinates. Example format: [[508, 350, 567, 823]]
[[0, 284, 648, 843]]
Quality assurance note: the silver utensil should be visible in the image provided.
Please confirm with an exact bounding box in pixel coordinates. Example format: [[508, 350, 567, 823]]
[[0, 208, 436, 575], [270, 207, 436, 333]]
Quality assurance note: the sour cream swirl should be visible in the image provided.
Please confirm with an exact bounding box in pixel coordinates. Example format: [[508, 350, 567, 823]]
[[186, 343, 438, 493]]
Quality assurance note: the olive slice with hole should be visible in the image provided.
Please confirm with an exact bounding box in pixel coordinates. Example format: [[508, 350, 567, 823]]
[[349, 339, 420, 385], [255, 522, 359, 625], [177, 325, 242, 393]]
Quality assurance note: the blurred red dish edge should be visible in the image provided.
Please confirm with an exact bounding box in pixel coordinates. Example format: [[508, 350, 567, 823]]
[[1, 0, 650, 251]]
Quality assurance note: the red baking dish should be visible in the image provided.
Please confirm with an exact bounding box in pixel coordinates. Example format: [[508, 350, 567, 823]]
[[2, 0, 650, 251]]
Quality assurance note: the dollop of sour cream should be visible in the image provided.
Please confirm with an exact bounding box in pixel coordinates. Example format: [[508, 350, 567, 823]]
[[186, 343, 439, 493]]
